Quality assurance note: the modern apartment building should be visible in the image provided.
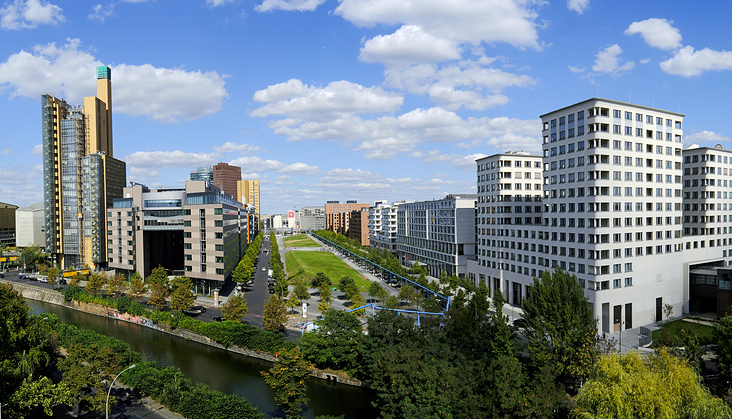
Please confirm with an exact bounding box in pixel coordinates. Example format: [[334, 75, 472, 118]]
[[396, 194, 477, 278], [15, 202, 45, 248], [107, 181, 251, 293], [42, 66, 126, 269], [466, 152, 543, 306], [541, 98, 684, 332], [368, 200, 401, 254], [213, 163, 241, 197], [348, 208, 370, 246], [325, 201, 369, 235], [682, 145, 732, 317], [237, 179, 260, 217], [190, 166, 213, 182]]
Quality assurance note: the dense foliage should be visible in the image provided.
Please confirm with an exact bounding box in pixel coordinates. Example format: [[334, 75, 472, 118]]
[[261, 347, 313, 419]]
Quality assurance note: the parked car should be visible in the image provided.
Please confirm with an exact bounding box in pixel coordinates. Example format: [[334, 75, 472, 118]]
[[18, 274, 27, 279], [38, 276, 48, 283], [183, 305, 206, 315], [0, 273, 4, 278], [262, 266, 266, 271], [27, 276, 37, 281], [213, 316, 223, 322]]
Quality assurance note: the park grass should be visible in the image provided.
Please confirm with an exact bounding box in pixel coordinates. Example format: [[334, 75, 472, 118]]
[[651, 318, 715, 345], [285, 251, 371, 292], [283, 234, 320, 248]]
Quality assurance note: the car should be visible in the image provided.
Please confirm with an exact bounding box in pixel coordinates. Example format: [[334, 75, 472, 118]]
[[183, 305, 206, 315], [262, 266, 266, 271], [18, 274, 27, 279], [58, 278, 67, 285], [38, 277, 48, 283], [27, 276, 37, 281], [213, 316, 223, 322], [0, 273, 4, 278]]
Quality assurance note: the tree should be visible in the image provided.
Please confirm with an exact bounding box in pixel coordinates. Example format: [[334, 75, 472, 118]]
[[349, 292, 367, 316], [300, 310, 362, 373], [318, 284, 333, 311], [398, 284, 417, 307], [368, 281, 387, 304], [715, 315, 732, 381], [233, 258, 253, 285], [383, 295, 400, 309], [663, 303, 674, 322], [148, 282, 169, 309], [338, 276, 358, 300], [261, 347, 313, 419], [286, 292, 301, 314], [47, 267, 59, 290], [222, 293, 249, 321], [294, 281, 310, 302], [130, 271, 146, 300], [311, 272, 332, 289], [489, 288, 515, 358], [85, 273, 105, 296], [521, 268, 597, 384], [20, 245, 45, 272], [169, 276, 195, 312], [107, 273, 126, 297], [572, 350, 732, 418], [146, 266, 169, 287], [263, 295, 288, 331]]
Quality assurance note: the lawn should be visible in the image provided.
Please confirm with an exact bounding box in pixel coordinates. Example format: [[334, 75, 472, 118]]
[[651, 318, 716, 345], [285, 251, 371, 292], [283, 234, 321, 248]]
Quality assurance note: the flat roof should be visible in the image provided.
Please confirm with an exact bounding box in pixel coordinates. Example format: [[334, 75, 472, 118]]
[[540, 97, 685, 119]]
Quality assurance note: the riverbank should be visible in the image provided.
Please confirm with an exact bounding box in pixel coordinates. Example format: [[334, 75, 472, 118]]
[[1, 278, 364, 388]]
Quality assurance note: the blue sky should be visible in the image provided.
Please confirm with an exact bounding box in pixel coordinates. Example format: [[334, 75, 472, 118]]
[[2, 0, 732, 214]]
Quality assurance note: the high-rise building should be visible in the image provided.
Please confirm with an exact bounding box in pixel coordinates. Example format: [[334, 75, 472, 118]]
[[237, 179, 260, 216], [397, 194, 477, 278], [348, 208, 370, 246], [368, 200, 402, 254], [466, 152, 543, 306], [540, 99, 685, 332], [190, 166, 213, 182], [213, 163, 240, 197], [325, 201, 370, 235], [300, 206, 325, 231], [42, 66, 126, 269]]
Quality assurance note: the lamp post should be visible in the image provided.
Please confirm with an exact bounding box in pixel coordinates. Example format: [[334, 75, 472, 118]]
[[106, 364, 136, 419]]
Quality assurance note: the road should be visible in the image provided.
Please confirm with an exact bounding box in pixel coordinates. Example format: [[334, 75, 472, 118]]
[[240, 235, 272, 328]]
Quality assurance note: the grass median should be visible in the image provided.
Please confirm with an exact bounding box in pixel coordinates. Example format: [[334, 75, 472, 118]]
[[283, 233, 321, 248], [285, 251, 371, 291]]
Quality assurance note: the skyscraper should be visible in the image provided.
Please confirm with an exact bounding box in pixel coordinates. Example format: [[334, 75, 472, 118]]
[[237, 179, 260, 216], [190, 166, 213, 182], [42, 66, 126, 270], [212, 162, 240, 197]]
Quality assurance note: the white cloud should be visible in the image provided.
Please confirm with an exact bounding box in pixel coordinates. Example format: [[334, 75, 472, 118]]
[[125, 150, 218, 169], [640, 58, 651, 64], [685, 130, 730, 143], [359, 25, 461, 66], [625, 18, 682, 50], [660, 46, 732, 77], [592, 44, 634, 75], [568, 65, 585, 73], [208, 0, 235, 6], [567, 0, 589, 14], [30, 144, 42, 155], [335, 0, 542, 50], [213, 142, 261, 154], [1, 148, 11, 155], [88, 4, 114, 22], [251, 79, 403, 119], [0, 0, 64, 30], [255, 0, 326, 12], [320, 168, 373, 183], [0, 39, 229, 123], [129, 167, 160, 178], [228, 155, 319, 176], [409, 150, 453, 163]]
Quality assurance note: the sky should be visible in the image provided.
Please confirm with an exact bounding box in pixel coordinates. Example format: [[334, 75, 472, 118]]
[[2, 0, 732, 215]]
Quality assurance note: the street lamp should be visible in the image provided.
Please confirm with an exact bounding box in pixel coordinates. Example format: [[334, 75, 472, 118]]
[[106, 364, 136, 419]]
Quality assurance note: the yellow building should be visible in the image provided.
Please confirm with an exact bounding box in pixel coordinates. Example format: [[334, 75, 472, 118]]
[[237, 180, 260, 217], [42, 66, 126, 270]]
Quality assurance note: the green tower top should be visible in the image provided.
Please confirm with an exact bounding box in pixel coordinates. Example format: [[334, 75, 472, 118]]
[[96, 66, 111, 81]]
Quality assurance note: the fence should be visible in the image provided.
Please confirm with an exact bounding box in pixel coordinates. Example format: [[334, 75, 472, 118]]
[[639, 326, 653, 347]]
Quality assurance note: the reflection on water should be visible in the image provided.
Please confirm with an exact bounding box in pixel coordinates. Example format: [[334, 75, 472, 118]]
[[26, 299, 376, 418]]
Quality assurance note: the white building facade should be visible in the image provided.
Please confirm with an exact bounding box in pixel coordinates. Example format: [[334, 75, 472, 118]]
[[15, 202, 45, 248], [368, 200, 401, 254]]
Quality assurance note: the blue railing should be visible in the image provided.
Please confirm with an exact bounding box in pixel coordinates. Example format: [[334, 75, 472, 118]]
[[310, 232, 450, 311]]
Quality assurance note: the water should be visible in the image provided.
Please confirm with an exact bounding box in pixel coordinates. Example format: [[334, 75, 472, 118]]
[[26, 299, 377, 419]]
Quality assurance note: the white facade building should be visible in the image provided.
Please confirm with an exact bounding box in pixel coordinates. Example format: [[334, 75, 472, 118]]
[[15, 202, 45, 248], [397, 194, 476, 278], [466, 152, 543, 305], [368, 200, 401, 254], [540, 98, 685, 332]]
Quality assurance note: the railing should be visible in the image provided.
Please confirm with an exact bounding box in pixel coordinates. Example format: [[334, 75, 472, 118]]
[[300, 303, 445, 334], [639, 326, 652, 347]]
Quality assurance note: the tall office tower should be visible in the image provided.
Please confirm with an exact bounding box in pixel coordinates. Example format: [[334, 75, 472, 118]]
[[190, 166, 213, 182], [42, 66, 126, 270], [541, 98, 684, 333], [466, 152, 543, 305], [682, 145, 732, 317], [237, 179, 260, 216], [396, 194, 477, 278], [212, 162, 241, 197], [325, 200, 370, 235]]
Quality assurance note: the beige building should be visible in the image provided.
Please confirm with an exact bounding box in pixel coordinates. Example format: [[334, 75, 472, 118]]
[[348, 208, 370, 246], [237, 179, 260, 217], [42, 66, 126, 269], [0, 202, 18, 246], [325, 201, 369, 235]]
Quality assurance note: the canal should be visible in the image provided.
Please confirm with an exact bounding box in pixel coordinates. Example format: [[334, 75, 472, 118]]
[[26, 299, 377, 419]]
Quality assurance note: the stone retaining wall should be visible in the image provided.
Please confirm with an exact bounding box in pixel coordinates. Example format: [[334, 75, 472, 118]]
[[0, 279, 65, 305]]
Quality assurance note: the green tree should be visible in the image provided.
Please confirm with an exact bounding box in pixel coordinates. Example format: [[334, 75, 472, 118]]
[[148, 282, 169, 309], [261, 347, 313, 419], [47, 267, 59, 290], [263, 295, 288, 331], [169, 276, 195, 312], [715, 315, 732, 380], [572, 350, 732, 418], [58, 342, 123, 413], [398, 284, 418, 307], [349, 292, 366, 316], [221, 293, 249, 321], [130, 271, 146, 300], [521, 268, 597, 384], [318, 284, 333, 307], [84, 273, 105, 296], [233, 258, 254, 285], [300, 310, 362, 373], [107, 272, 126, 297], [383, 295, 400, 309], [489, 289, 515, 358], [311, 272, 332, 289], [294, 281, 310, 302], [286, 292, 301, 314], [338, 276, 358, 300], [20, 245, 45, 272], [146, 266, 169, 287], [367, 281, 387, 304]]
